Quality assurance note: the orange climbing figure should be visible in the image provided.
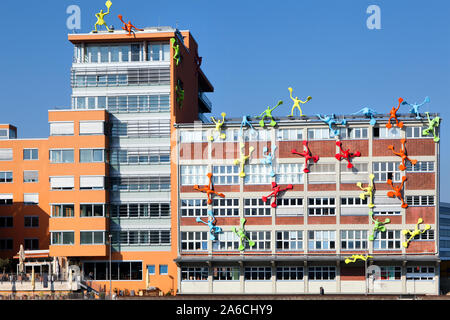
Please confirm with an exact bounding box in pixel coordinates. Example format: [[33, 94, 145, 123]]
[[193, 173, 225, 205], [118, 14, 144, 36], [387, 176, 408, 208], [386, 98, 404, 129], [388, 139, 417, 171]]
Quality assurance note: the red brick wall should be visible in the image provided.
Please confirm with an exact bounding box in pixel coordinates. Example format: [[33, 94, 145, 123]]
[[308, 216, 336, 224], [341, 216, 369, 224], [245, 217, 272, 225], [405, 206, 435, 224], [278, 141, 301, 158], [405, 173, 435, 190], [340, 183, 360, 191], [245, 141, 271, 159], [308, 184, 336, 191], [339, 140, 369, 157], [373, 139, 401, 157], [309, 141, 336, 158], [405, 139, 435, 156], [211, 142, 239, 159], [340, 266, 365, 281], [275, 216, 304, 225], [180, 142, 208, 160], [405, 241, 435, 253]]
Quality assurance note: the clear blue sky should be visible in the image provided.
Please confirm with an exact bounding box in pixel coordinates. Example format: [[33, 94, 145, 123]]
[[0, 0, 448, 199]]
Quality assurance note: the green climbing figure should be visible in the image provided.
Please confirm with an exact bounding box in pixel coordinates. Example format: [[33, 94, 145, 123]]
[[232, 218, 255, 251], [257, 100, 283, 128], [170, 38, 180, 66], [422, 112, 441, 142], [176, 84, 184, 109], [369, 211, 390, 241]]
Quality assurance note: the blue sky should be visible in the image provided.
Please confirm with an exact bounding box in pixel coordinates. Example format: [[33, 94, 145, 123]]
[[0, 0, 448, 199]]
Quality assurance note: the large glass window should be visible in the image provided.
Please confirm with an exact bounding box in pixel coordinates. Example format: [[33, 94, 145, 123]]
[[83, 261, 142, 280], [308, 230, 336, 250], [23, 149, 38, 160], [181, 232, 207, 251], [308, 266, 336, 280], [80, 231, 105, 245], [340, 230, 368, 250], [181, 267, 208, 281], [276, 231, 303, 251], [0, 172, 12, 183], [52, 204, 75, 218], [50, 149, 74, 163], [276, 267, 304, 280], [213, 267, 240, 281], [80, 149, 105, 163], [51, 231, 75, 245], [244, 267, 271, 280], [80, 204, 105, 217]]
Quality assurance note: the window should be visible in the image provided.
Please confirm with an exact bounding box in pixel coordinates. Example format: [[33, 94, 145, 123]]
[[308, 266, 336, 280], [80, 149, 105, 163], [52, 204, 75, 217], [308, 128, 332, 140], [0, 217, 13, 228], [277, 267, 304, 280], [50, 176, 75, 190], [308, 197, 336, 216], [83, 261, 142, 281], [50, 122, 74, 136], [0, 194, 13, 205], [308, 231, 336, 250], [181, 267, 208, 281], [0, 171, 12, 183], [213, 267, 240, 281], [243, 129, 269, 141], [50, 149, 74, 163], [275, 198, 303, 216], [380, 266, 401, 280], [341, 197, 368, 206], [373, 162, 401, 182], [23, 149, 38, 160], [24, 239, 39, 250], [340, 162, 368, 183], [110, 176, 170, 192], [373, 210, 401, 216], [79, 121, 104, 135], [412, 229, 434, 241], [0, 149, 13, 161], [112, 230, 170, 246], [148, 42, 170, 61], [405, 196, 435, 206], [373, 230, 402, 250], [0, 129, 7, 139], [246, 231, 271, 251], [340, 230, 368, 250], [80, 204, 105, 217], [405, 161, 434, 172], [374, 127, 401, 139], [24, 216, 39, 228], [181, 232, 208, 251], [244, 267, 271, 280], [51, 231, 75, 245], [180, 130, 208, 143], [244, 164, 272, 185], [276, 231, 303, 251], [308, 163, 336, 184], [80, 176, 105, 190], [244, 198, 271, 216], [212, 165, 240, 185], [180, 199, 208, 217], [212, 232, 240, 251], [23, 171, 38, 183], [111, 147, 170, 165], [276, 128, 303, 141], [111, 203, 170, 218], [159, 265, 168, 275], [340, 127, 368, 139], [0, 239, 13, 250], [213, 198, 239, 216], [80, 231, 105, 245], [23, 193, 39, 205], [111, 119, 170, 138], [406, 126, 431, 139], [406, 266, 435, 280], [147, 265, 155, 275], [180, 165, 208, 186], [276, 163, 304, 184]]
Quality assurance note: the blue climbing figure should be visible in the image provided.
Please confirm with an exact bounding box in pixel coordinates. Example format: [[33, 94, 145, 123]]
[[260, 145, 277, 177], [402, 96, 430, 119], [316, 114, 347, 137], [352, 107, 378, 126], [239, 115, 256, 137], [196, 209, 222, 241]]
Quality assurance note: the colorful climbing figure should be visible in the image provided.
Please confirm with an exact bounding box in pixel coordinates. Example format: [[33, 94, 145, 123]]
[[402, 96, 430, 120], [386, 176, 408, 208], [170, 38, 180, 66], [345, 254, 373, 264], [386, 98, 404, 129], [402, 218, 431, 248], [176, 84, 184, 109], [287, 87, 311, 117], [232, 218, 255, 251], [239, 115, 256, 138], [92, 0, 113, 33], [352, 107, 378, 126], [196, 209, 222, 241], [262, 182, 293, 208], [316, 114, 347, 137], [423, 112, 441, 142], [260, 145, 277, 177], [356, 174, 375, 208], [387, 139, 417, 171], [369, 211, 391, 241], [234, 142, 255, 178], [335, 141, 361, 169], [291, 141, 319, 173], [193, 173, 225, 205], [257, 100, 283, 128], [118, 14, 144, 36], [209, 112, 226, 141]]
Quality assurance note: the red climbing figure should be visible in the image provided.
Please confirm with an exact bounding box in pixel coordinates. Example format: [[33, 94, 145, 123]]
[[386, 98, 404, 129], [387, 176, 408, 208], [193, 173, 225, 205], [118, 14, 144, 36], [388, 139, 417, 171], [335, 141, 361, 169], [262, 182, 293, 208], [291, 141, 319, 173]]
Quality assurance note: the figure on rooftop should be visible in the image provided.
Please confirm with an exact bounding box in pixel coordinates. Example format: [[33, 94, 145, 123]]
[[402, 96, 430, 119], [287, 87, 311, 118], [316, 114, 347, 137], [92, 0, 113, 33], [118, 14, 144, 36]]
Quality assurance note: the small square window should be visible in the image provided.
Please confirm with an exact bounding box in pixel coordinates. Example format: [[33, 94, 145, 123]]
[[23, 149, 38, 160], [159, 264, 168, 275], [147, 265, 155, 275]]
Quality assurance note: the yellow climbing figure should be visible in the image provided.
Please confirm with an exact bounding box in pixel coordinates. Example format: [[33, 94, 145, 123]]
[[209, 112, 226, 141], [93, 0, 113, 33], [356, 174, 375, 208], [402, 218, 431, 248], [234, 142, 254, 178], [345, 254, 373, 264], [287, 87, 311, 117]]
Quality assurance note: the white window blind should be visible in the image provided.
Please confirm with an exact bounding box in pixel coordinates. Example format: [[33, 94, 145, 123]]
[[50, 176, 75, 189], [24, 193, 39, 204], [80, 176, 104, 189], [0, 149, 13, 161], [0, 194, 13, 200], [79, 121, 104, 135], [50, 122, 74, 136]]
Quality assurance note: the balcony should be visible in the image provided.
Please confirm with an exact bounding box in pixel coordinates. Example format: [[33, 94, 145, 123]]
[[198, 92, 212, 113]]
